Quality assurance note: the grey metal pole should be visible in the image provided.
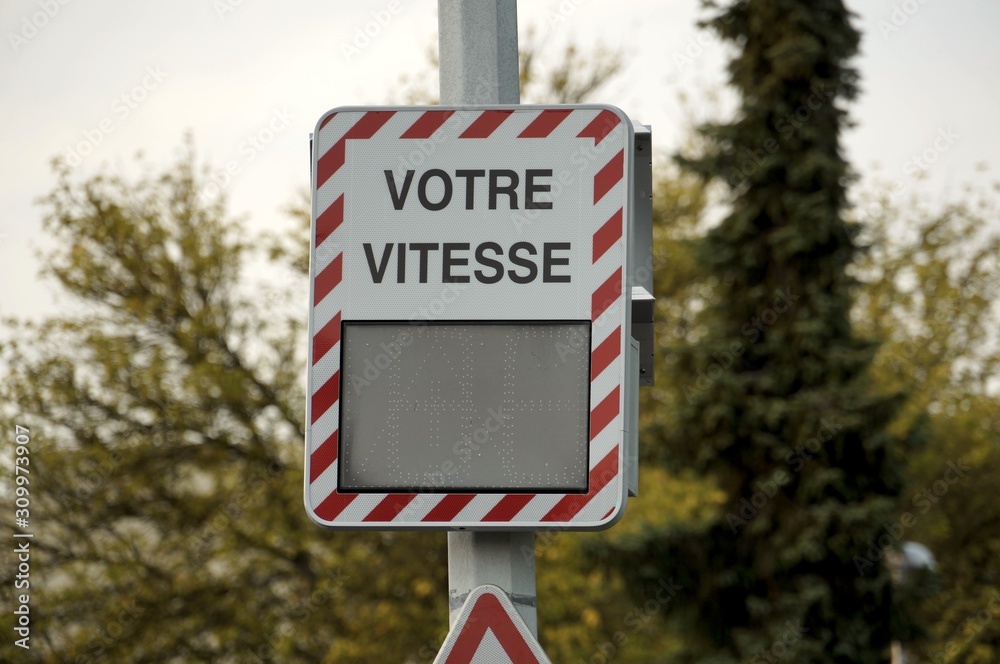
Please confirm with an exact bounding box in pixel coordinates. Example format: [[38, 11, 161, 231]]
[[437, 0, 538, 639], [446, 531, 537, 636], [439, 0, 520, 105]]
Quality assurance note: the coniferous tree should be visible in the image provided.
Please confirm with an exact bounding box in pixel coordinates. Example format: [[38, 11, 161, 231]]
[[594, 2, 915, 662]]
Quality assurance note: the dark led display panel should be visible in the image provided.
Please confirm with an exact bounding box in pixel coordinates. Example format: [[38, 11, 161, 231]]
[[339, 322, 591, 492]]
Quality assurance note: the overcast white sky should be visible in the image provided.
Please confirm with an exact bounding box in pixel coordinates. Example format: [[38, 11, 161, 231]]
[[2, 0, 998, 319]]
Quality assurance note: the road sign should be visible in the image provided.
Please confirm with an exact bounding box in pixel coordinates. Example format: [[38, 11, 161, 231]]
[[305, 104, 634, 530], [433, 585, 552, 664]]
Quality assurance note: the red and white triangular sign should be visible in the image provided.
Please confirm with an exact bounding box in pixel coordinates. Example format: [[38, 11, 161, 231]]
[[433, 585, 552, 664]]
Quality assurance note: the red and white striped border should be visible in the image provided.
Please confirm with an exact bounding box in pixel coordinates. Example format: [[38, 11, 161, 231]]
[[306, 105, 631, 530]]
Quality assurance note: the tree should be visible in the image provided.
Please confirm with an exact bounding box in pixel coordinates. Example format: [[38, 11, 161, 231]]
[[852, 182, 1000, 663], [0, 151, 450, 663], [592, 2, 916, 662], [853, 181, 1000, 439]]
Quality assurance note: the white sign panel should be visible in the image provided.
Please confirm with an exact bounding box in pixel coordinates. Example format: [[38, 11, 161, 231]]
[[305, 105, 633, 530]]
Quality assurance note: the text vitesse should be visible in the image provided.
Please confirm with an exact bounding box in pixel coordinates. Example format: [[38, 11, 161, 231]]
[[363, 168, 570, 285]]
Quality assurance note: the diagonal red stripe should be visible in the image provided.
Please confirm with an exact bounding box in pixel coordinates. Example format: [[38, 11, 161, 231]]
[[423, 494, 476, 522], [590, 386, 620, 441], [309, 430, 339, 483], [446, 593, 541, 664], [319, 112, 336, 129], [401, 110, 454, 138], [517, 109, 572, 138], [594, 149, 624, 204], [314, 490, 356, 521], [317, 111, 395, 188], [311, 371, 340, 425], [317, 140, 345, 190], [482, 494, 534, 521], [577, 109, 622, 145], [592, 208, 623, 263], [459, 110, 513, 138], [541, 446, 619, 522], [364, 494, 418, 522], [591, 267, 623, 321], [590, 326, 622, 381], [345, 110, 396, 139], [315, 195, 344, 247], [314, 253, 343, 305], [312, 312, 342, 365]]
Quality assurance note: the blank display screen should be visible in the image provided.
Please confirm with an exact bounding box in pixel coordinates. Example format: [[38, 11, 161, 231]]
[[339, 322, 591, 493]]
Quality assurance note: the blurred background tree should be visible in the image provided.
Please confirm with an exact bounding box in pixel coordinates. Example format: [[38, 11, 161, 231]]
[[0, 152, 450, 662], [591, 1, 924, 662], [853, 182, 1000, 663]]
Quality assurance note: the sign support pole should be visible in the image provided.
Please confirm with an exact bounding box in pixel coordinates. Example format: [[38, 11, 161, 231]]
[[437, 0, 538, 639]]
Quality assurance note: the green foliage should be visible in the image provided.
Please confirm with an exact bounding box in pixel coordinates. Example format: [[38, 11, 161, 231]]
[[905, 395, 1000, 664], [852, 183, 1000, 662], [854, 184, 1000, 434], [592, 1, 918, 662], [0, 147, 448, 663]]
